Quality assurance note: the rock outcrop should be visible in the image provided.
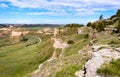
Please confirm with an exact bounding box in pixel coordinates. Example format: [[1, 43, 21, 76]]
[[75, 45, 120, 77], [11, 31, 22, 38], [53, 38, 68, 49], [10, 31, 29, 38]]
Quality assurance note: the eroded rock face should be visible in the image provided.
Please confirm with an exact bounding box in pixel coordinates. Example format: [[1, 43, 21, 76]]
[[76, 45, 120, 77], [75, 70, 84, 77], [11, 31, 22, 38], [53, 38, 68, 49], [10, 31, 29, 38], [52, 38, 69, 58], [54, 28, 59, 37], [77, 27, 93, 35], [22, 31, 29, 35]]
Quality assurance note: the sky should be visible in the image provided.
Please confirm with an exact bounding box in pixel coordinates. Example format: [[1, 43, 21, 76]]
[[0, 0, 120, 24]]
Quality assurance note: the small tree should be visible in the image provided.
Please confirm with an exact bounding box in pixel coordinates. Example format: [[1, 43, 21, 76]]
[[116, 9, 120, 32], [117, 19, 120, 32], [87, 22, 92, 27], [99, 15, 103, 20], [91, 23, 97, 29], [97, 21, 105, 32], [116, 9, 120, 16], [67, 40, 74, 44]]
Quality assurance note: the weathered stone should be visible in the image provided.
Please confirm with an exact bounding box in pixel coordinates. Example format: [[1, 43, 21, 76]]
[[76, 45, 120, 77]]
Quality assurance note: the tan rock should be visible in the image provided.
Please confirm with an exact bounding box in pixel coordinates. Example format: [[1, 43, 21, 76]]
[[11, 31, 22, 38], [76, 45, 120, 77], [75, 70, 84, 77]]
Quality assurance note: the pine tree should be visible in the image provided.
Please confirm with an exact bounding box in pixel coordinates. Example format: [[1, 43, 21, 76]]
[[116, 9, 120, 16], [99, 15, 103, 20], [116, 9, 120, 32]]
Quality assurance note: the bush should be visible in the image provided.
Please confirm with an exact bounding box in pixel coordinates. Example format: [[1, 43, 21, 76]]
[[105, 20, 114, 25], [97, 21, 106, 32], [84, 34, 89, 38], [87, 22, 92, 27], [20, 36, 28, 42], [67, 40, 75, 44], [108, 40, 119, 45], [117, 19, 120, 32], [116, 9, 120, 16], [64, 23, 84, 27], [91, 21, 106, 32], [110, 15, 116, 20]]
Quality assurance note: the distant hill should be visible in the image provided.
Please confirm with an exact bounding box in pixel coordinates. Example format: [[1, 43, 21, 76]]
[[64, 23, 84, 27], [0, 24, 64, 28]]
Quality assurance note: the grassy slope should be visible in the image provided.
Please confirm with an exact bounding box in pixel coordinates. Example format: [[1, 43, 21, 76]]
[[94, 33, 120, 47], [0, 35, 53, 77], [97, 59, 120, 77], [64, 34, 89, 56], [35, 33, 90, 77], [54, 34, 89, 77], [0, 35, 17, 47], [94, 33, 120, 76], [39, 54, 89, 77], [55, 29, 120, 77], [52, 55, 89, 77], [2, 27, 120, 77]]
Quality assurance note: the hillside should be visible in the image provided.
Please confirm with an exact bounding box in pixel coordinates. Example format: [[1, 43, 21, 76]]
[[87, 9, 120, 33], [29, 9, 120, 77], [0, 9, 120, 77]]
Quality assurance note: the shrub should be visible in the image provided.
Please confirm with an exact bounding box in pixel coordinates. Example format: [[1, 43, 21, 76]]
[[108, 39, 120, 45], [117, 19, 120, 32], [67, 40, 75, 44], [87, 22, 92, 27], [116, 9, 120, 16], [110, 15, 116, 20], [64, 23, 84, 27], [20, 36, 28, 42], [98, 46, 108, 51], [97, 21, 106, 32], [84, 34, 89, 38], [105, 20, 114, 25]]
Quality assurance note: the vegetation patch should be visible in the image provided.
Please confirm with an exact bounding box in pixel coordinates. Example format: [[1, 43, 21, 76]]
[[97, 59, 120, 77], [38, 54, 90, 77], [0, 35, 53, 77], [67, 40, 75, 44], [53, 64, 82, 77]]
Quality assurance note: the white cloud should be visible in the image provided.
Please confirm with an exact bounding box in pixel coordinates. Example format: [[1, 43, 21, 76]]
[[0, 3, 8, 8], [27, 11, 67, 16], [1, 0, 120, 16]]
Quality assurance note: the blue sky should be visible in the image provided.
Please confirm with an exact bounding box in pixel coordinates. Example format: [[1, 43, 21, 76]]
[[0, 0, 120, 24]]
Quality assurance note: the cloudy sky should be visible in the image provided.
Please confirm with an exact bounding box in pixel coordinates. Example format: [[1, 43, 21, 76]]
[[0, 0, 120, 24]]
